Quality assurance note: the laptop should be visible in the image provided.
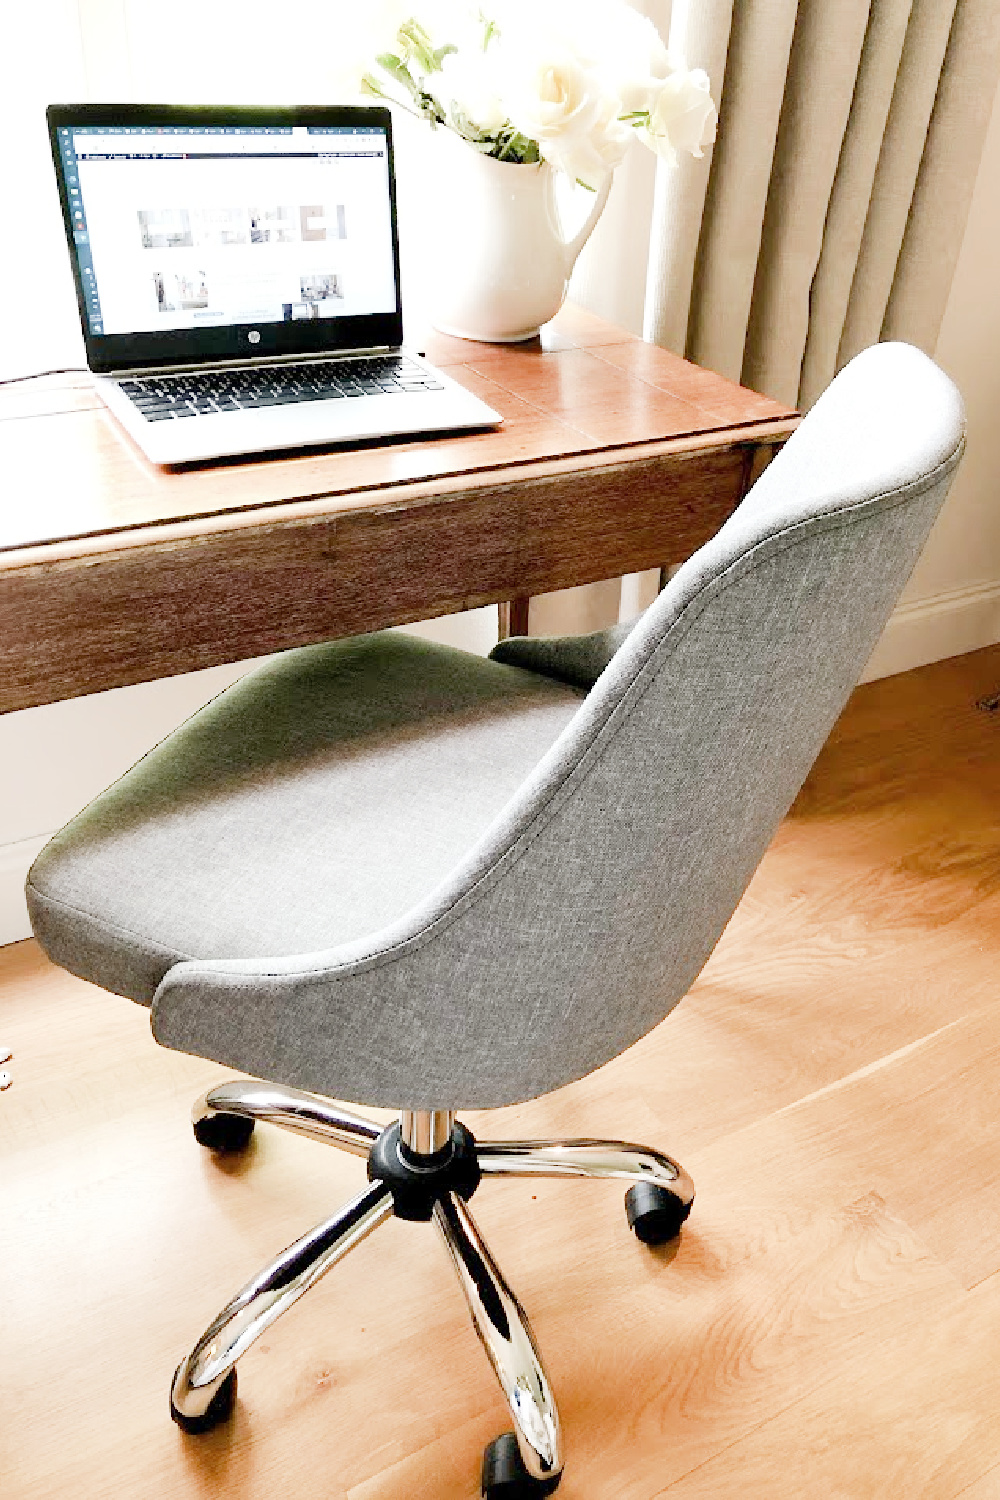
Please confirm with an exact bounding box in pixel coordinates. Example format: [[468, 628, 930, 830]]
[[46, 103, 502, 466]]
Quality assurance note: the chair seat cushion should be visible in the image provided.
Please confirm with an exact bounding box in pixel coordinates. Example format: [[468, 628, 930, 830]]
[[27, 633, 584, 1004]]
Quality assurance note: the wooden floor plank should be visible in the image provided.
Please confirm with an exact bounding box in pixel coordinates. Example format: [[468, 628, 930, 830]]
[[2, 643, 1000, 1498], [655, 1272, 1000, 1499]]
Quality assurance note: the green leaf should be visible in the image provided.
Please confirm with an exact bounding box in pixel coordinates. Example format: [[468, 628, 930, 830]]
[[449, 106, 492, 144], [399, 19, 439, 75], [492, 127, 540, 164], [417, 89, 448, 126], [375, 52, 422, 102]]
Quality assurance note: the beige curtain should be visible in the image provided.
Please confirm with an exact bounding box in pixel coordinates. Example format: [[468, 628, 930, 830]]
[[558, 0, 1000, 637], [646, 0, 1000, 410]]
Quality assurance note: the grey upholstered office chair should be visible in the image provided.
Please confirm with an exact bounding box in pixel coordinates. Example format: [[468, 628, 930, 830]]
[[27, 342, 964, 1498]]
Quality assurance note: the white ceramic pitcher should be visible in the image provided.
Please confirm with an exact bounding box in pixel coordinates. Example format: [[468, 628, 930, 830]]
[[426, 129, 612, 343]]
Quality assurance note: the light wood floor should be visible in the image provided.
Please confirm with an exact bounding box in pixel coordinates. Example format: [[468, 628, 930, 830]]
[[3, 644, 1000, 1499]]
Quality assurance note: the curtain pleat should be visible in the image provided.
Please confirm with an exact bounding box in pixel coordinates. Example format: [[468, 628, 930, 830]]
[[740, 0, 873, 407], [797, 0, 915, 410], [647, 0, 1000, 413], [883, 0, 1000, 349], [835, 0, 959, 370], [685, 0, 800, 381], [643, 0, 736, 352]]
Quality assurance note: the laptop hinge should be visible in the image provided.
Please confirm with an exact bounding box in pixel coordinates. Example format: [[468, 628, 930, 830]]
[[103, 347, 400, 379]]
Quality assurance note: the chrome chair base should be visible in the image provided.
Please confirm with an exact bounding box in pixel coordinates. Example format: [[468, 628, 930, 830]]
[[172, 1081, 695, 1493]]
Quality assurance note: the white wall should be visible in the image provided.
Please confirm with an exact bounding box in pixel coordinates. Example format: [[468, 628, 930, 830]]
[[862, 71, 1000, 680]]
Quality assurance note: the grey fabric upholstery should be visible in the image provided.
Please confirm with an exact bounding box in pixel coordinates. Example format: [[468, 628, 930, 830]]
[[491, 621, 634, 690], [28, 342, 965, 1112], [27, 637, 584, 1003]]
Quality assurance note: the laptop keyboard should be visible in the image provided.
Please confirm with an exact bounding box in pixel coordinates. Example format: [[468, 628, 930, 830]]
[[118, 355, 445, 422]]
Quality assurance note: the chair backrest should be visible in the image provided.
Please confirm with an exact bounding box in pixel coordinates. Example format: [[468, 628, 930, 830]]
[[152, 343, 965, 1110]]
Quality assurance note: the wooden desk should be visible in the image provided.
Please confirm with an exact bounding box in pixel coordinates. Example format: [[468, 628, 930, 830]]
[[0, 306, 797, 714]]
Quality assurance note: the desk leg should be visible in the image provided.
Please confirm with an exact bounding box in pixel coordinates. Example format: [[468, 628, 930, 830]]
[[497, 598, 530, 640], [743, 439, 781, 493]]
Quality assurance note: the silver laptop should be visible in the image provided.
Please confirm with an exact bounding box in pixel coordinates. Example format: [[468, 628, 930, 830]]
[[47, 103, 502, 466]]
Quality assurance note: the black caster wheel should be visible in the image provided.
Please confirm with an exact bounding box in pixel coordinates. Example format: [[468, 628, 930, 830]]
[[482, 1432, 562, 1498], [170, 1366, 237, 1434], [193, 1112, 254, 1153], [625, 1181, 691, 1244]]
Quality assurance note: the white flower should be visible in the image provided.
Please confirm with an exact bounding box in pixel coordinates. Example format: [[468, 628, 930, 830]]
[[590, 6, 674, 113], [504, 47, 631, 187], [640, 69, 718, 164], [438, 49, 509, 137], [356, 0, 717, 182]]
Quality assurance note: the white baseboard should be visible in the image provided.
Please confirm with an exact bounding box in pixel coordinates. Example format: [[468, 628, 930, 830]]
[[0, 835, 49, 947], [862, 580, 1000, 681]]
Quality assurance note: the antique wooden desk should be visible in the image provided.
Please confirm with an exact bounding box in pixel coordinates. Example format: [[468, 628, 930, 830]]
[[0, 306, 797, 715]]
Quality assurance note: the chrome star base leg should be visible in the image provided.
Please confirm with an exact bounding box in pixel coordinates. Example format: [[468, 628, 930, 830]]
[[435, 1190, 563, 1487], [191, 1079, 383, 1155], [174, 1093, 694, 1493], [478, 1137, 695, 1244], [477, 1136, 694, 1197], [170, 1179, 393, 1429]]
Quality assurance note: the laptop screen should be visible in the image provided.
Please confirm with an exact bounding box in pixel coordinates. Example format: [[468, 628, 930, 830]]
[[48, 105, 404, 373]]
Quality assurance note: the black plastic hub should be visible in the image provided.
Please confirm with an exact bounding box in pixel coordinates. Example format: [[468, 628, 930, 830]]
[[367, 1120, 481, 1221]]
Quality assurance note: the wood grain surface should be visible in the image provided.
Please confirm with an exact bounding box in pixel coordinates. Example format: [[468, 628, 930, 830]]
[[2, 642, 999, 1498], [0, 306, 796, 712]]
